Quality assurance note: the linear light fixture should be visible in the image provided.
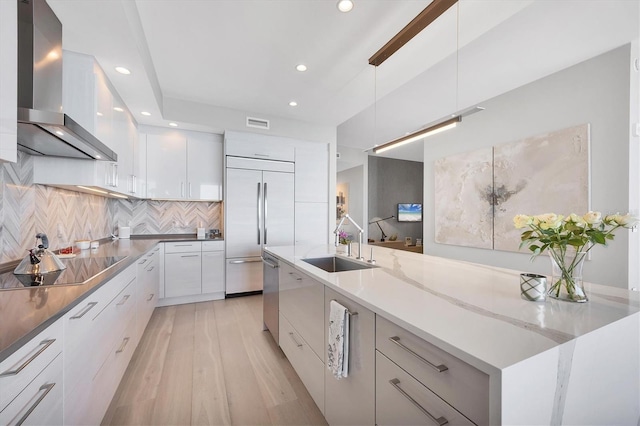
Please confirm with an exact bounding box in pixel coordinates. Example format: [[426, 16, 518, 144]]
[[373, 116, 460, 154], [368, 0, 458, 67]]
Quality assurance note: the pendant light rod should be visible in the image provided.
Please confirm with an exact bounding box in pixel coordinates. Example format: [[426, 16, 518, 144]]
[[373, 116, 461, 154], [368, 0, 458, 67]]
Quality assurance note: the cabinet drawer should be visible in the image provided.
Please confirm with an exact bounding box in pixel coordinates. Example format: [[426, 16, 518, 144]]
[[202, 240, 224, 252], [0, 353, 63, 426], [376, 351, 474, 426], [279, 312, 324, 414], [376, 316, 489, 425], [278, 262, 324, 358], [0, 321, 62, 411], [164, 241, 202, 253]]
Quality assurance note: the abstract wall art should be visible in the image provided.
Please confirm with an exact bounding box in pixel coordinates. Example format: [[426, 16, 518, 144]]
[[434, 124, 590, 253]]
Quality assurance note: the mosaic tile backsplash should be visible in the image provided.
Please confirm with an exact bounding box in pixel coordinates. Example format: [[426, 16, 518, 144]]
[[0, 153, 222, 264]]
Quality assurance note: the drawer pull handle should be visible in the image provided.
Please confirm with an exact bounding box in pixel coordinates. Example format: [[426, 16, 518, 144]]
[[116, 337, 130, 354], [174, 244, 194, 247], [389, 378, 448, 426], [288, 332, 303, 348], [261, 257, 279, 268], [147, 293, 155, 301], [138, 258, 148, 264], [117, 294, 131, 306], [181, 254, 199, 258], [70, 301, 98, 320], [288, 272, 303, 281], [146, 266, 155, 272], [0, 339, 56, 377], [229, 259, 262, 264], [389, 336, 448, 373], [13, 383, 56, 426]]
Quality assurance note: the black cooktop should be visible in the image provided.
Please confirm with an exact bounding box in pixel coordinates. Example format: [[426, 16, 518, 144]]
[[0, 256, 126, 290]]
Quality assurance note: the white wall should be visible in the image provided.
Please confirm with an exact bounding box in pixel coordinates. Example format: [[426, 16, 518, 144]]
[[423, 45, 636, 289]]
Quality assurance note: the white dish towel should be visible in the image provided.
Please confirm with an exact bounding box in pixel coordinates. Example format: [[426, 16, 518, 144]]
[[327, 300, 350, 379]]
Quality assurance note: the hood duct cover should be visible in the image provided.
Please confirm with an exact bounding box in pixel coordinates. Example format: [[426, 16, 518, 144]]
[[16, 0, 116, 161]]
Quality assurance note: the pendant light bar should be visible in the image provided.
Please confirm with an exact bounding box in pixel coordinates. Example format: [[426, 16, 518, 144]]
[[368, 0, 458, 67], [373, 116, 461, 154]]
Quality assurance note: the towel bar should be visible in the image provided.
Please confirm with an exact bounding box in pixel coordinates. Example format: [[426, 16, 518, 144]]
[[331, 299, 358, 316]]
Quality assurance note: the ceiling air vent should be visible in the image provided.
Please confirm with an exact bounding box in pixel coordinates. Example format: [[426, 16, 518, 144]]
[[246, 117, 270, 130]]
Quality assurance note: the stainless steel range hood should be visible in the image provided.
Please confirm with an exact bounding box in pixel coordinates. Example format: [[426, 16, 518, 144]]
[[16, 0, 116, 161]]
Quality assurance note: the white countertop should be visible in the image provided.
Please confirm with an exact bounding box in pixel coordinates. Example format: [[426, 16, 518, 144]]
[[265, 244, 640, 374]]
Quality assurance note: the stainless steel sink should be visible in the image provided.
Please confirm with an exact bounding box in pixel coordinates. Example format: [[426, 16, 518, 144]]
[[302, 256, 378, 273]]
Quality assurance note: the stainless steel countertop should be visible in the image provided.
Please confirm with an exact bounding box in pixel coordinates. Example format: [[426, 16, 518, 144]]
[[0, 235, 224, 362]]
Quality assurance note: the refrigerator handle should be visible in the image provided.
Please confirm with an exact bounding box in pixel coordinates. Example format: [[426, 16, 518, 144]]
[[257, 182, 262, 245], [264, 182, 268, 245]]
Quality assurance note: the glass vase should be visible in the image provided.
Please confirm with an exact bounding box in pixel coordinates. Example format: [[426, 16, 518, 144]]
[[547, 249, 588, 303]]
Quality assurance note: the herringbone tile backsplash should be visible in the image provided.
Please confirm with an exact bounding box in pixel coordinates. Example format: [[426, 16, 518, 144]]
[[0, 153, 222, 264]]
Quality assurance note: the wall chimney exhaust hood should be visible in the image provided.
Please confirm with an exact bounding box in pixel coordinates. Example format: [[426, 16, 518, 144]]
[[16, 0, 116, 161]]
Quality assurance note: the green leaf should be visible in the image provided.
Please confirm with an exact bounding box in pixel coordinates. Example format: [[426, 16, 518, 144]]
[[592, 232, 606, 244], [529, 245, 540, 253]]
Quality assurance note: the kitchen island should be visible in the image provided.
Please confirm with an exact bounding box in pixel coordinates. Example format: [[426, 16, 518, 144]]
[[265, 244, 640, 425]]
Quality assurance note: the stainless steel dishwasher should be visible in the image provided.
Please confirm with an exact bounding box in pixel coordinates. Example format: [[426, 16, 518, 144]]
[[262, 252, 280, 344]]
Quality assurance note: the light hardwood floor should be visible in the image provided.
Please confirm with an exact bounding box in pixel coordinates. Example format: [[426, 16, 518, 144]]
[[102, 295, 327, 426]]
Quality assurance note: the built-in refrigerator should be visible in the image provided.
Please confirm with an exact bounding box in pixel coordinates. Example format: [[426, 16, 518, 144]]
[[225, 156, 294, 295]]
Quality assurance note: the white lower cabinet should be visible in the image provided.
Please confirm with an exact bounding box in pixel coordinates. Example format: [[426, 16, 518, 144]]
[[63, 263, 137, 425], [165, 251, 202, 298], [137, 246, 160, 341], [0, 321, 63, 426], [202, 241, 225, 296], [161, 241, 225, 305], [324, 287, 376, 426]]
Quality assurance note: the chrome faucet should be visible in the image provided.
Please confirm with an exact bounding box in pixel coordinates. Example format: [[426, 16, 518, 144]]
[[334, 214, 365, 261]]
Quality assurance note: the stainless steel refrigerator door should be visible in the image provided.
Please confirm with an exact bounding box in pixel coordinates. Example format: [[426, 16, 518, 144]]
[[225, 168, 263, 258], [262, 170, 295, 248]]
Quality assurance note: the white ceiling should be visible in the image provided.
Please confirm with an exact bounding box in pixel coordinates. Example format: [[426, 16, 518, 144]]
[[46, 0, 639, 157]]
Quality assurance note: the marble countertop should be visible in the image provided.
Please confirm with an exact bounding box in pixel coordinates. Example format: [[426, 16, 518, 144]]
[[0, 235, 223, 362], [265, 244, 640, 374]]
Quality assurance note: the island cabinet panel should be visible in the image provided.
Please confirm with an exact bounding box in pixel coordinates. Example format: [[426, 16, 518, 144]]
[[376, 316, 489, 426], [278, 261, 324, 359], [376, 351, 474, 426], [324, 287, 375, 426], [279, 312, 325, 414]]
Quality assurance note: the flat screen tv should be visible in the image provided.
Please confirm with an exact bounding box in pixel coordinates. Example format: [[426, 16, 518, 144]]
[[397, 203, 422, 222]]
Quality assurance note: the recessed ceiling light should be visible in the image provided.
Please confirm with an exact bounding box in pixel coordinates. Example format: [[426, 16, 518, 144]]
[[55, 130, 64, 136], [337, 0, 354, 13], [289, 101, 298, 107], [141, 111, 151, 116], [115, 66, 131, 75], [95, 155, 101, 159], [296, 64, 307, 72], [169, 122, 178, 127], [113, 107, 124, 112], [96, 112, 103, 116]]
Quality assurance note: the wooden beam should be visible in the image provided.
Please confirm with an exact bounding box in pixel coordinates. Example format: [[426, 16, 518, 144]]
[[368, 0, 458, 67]]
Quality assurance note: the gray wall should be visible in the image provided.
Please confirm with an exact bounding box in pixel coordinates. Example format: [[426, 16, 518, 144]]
[[423, 45, 632, 288], [368, 157, 423, 243]]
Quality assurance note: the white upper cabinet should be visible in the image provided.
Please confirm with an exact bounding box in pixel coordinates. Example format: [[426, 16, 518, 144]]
[[0, 0, 17, 163], [144, 126, 223, 201], [61, 51, 140, 198], [187, 133, 223, 200], [225, 130, 294, 162], [146, 131, 187, 199], [295, 143, 328, 203]]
